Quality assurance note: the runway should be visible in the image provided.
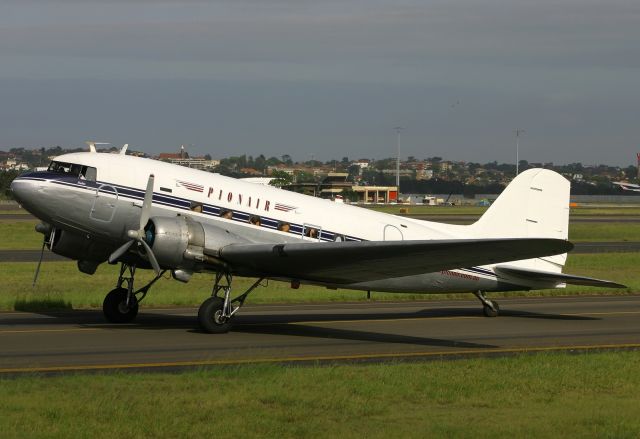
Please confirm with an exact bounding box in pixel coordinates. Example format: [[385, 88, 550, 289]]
[[1, 295, 639, 374]]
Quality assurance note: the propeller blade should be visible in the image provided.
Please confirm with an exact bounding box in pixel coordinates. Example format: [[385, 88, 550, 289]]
[[32, 239, 46, 288], [139, 239, 162, 275], [139, 174, 155, 230], [108, 240, 134, 264]]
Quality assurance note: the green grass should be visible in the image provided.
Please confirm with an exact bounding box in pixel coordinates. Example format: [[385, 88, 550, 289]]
[[0, 220, 42, 250], [1, 351, 640, 438], [1, 252, 636, 311], [0, 208, 30, 215], [569, 223, 640, 241]]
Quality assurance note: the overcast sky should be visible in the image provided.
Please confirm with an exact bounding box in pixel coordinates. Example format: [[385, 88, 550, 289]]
[[1, 0, 638, 165]]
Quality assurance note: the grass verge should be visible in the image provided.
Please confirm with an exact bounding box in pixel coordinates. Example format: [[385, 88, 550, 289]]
[[569, 222, 640, 241], [1, 351, 639, 438], [1, 253, 637, 311], [0, 220, 42, 250]]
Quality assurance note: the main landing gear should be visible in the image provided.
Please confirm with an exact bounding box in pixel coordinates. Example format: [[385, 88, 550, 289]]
[[103, 263, 165, 323], [473, 290, 500, 317], [198, 272, 264, 333]]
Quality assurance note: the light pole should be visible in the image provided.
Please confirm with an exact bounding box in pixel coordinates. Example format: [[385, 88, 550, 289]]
[[515, 129, 525, 175], [394, 127, 403, 188]]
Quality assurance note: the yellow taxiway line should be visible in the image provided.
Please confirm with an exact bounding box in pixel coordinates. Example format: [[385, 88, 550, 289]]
[[1, 343, 640, 374]]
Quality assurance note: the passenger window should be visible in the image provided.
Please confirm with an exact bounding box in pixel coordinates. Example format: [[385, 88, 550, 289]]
[[303, 223, 322, 241]]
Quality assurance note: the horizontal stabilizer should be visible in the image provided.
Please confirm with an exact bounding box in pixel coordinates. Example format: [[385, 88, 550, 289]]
[[495, 265, 626, 288], [219, 238, 572, 284]]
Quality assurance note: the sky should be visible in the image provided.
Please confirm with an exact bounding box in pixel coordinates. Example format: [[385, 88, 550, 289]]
[[0, 0, 639, 166]]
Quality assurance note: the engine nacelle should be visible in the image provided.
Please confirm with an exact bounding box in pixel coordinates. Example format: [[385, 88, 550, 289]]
[[49, 228, 113, 262], [147, 216, 246, 270]]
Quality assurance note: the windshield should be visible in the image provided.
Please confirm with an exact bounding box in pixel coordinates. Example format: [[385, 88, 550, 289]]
[[48, 161, 97, 182]]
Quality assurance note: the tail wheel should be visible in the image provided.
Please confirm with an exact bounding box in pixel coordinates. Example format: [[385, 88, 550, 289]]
[[103, 287, 139, 323], [198, 296, 232, 334], [483, 301, 500, 318]]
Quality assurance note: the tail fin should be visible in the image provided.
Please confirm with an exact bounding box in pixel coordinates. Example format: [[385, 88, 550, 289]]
[[470, 168, 570, 270]]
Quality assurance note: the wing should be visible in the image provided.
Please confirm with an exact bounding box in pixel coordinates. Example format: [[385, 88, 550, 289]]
[[219, 238, 573, 284], [494, 265, 626, 288]]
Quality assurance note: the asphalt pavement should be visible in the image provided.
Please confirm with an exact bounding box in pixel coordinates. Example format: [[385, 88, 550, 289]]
[[1, 295, 639, 374]]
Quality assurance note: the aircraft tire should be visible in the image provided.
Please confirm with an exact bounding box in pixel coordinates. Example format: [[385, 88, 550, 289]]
[[198, 297, 232, 334], [482, 301, 499, 318], [103, 288, 139, 323]]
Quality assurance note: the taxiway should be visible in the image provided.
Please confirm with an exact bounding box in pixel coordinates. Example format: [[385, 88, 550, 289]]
[[1, 295, 639, 374]]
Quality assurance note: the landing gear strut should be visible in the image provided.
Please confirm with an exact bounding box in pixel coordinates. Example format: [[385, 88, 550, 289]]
[[198, 272, 264, 333], [103, 263, 165, 323], [473, 290, 500, 317]]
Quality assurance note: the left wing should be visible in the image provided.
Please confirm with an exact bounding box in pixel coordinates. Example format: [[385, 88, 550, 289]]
[[219, 238, 572, 284], [494, 265, 626, 288]]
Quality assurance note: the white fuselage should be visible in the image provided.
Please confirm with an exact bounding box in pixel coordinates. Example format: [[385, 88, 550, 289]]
[[12, 152, 559, 294]]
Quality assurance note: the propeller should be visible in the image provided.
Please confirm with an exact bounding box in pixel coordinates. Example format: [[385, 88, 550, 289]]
[[108, 174, 161, 274]]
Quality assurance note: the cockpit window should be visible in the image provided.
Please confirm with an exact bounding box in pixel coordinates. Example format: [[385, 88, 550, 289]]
[[48, 161, 97, 182]]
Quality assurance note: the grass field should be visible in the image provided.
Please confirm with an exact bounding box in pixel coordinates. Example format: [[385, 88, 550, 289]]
[[2, 252, 637, 311], [0, 220, 42, 250], [1, 351, 639, 438]]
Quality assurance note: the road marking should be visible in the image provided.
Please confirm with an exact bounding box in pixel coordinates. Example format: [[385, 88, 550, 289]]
[[0, 328, 101, 334], [1, 343, 640, 374]]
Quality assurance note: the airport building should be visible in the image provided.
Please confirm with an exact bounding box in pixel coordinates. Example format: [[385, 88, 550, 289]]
[[286, 173, 398, 203]]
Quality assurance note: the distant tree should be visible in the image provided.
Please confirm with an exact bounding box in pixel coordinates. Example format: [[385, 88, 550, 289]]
[[295, 171, 316, 183], [269, 170, 294, 187], [347, 164, 361, 180], [266, 156, 282, 166], [281, 154, 293, 165], [254, 154, 267, 172], [0, 170, 21, 199], [623, 165, 638, 181], [340, 188, 359, 202]]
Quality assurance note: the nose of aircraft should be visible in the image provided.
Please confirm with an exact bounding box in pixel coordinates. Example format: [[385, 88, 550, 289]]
[[10, 174, 40, 211]]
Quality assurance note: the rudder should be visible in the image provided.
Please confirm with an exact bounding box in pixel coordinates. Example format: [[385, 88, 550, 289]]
[[470, 168, 570, 269]]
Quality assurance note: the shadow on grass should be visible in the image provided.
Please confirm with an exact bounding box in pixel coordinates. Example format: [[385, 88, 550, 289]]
[[14, 298, 73, 312]]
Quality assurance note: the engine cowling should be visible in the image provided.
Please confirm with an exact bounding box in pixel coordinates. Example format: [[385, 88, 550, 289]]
[[49, 228, 113, 262], [146, 216, 246, 270]]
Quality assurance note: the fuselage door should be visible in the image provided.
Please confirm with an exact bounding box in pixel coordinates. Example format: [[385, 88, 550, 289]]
[[90, 184, 118, 223], [383, 224, 404, 241]]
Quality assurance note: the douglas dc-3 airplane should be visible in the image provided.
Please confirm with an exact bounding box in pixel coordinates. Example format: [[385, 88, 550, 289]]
[[613, 181, 640, 192], [11, 145, 625, 333]]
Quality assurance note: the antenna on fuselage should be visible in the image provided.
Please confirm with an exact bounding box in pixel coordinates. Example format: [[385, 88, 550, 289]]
[[85, 141, 110, 153], [120, 144, 129, 155]]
